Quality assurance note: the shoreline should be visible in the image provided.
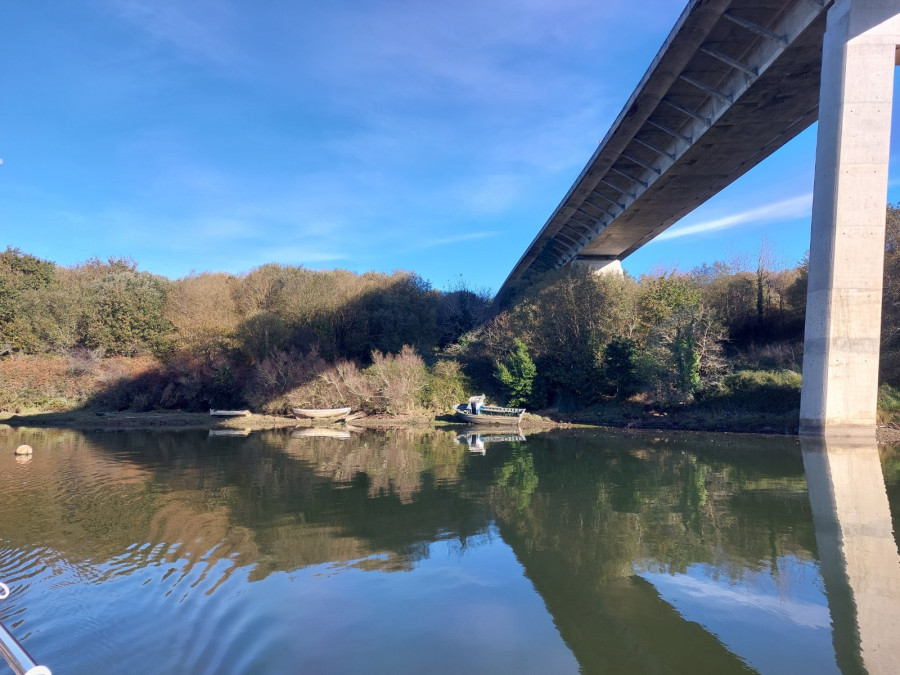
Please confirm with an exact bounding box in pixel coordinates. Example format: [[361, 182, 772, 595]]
[[3, 409, 900, 444], [0, 409, 567, 433]]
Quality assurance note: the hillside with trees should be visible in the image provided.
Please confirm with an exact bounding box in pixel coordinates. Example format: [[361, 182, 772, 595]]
[[2, 205, 900, 431]]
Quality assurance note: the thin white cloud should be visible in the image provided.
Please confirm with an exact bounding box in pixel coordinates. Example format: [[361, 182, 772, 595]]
[[106, 0, 242, 68], [419, 232, 499, 248], [247, 246, 346, 267], [656, 193, 813, 242]]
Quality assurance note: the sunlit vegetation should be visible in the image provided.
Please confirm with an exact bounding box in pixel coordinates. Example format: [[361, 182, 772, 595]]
[[0, 252, 485, 413], [3, 205, 900, 424], [446, 205, 900, 426]]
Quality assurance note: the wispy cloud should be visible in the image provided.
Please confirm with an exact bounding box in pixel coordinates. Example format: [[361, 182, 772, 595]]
[[656, 193, 813, 242], [106, 0, 243, 68], [417, 232, 499, 249]]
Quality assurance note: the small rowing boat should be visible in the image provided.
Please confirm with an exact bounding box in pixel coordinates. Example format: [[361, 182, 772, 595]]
[[292, 407, 353, 420], [210, 409, 250, 417]]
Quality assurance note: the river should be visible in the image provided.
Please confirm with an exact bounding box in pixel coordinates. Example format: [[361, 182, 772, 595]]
[[1, 426, 898, 674]]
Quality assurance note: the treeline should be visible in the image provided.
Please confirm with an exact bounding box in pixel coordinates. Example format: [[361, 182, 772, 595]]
[[0, 252, 489, 412], [0, 253, 488, 361], [467, 205, 900, 420], [459, 256, 805, 415], [3, 205, 899, 420]]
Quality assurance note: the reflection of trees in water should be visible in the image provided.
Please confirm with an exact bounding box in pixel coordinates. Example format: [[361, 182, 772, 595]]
[[489, 431, 816, 587], [0, 427, 488, 593], [282, 429, 466, 504], [484, 431, 820, 674], [880, 445, 900, 537], [493, 445, 539, 511]]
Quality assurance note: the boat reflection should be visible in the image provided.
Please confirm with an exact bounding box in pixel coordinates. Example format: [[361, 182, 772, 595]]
[[453, 429, 527, 454], [801, 436, 900, 675]]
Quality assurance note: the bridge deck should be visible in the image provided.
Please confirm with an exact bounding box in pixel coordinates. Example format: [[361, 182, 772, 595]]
[[499, 0, 831, 298]]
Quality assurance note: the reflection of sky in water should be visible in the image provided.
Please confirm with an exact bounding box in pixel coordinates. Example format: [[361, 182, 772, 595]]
[[638, 557, 838, 675], [260, 525, 579, 674], [9, 525, 579, 675]]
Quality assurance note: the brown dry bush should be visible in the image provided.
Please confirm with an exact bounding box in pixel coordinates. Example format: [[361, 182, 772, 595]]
[[165, 272, 241, 362], [282, 358, 372, 413], [367, 346, 427, 414], [0, 354, 160, 411]]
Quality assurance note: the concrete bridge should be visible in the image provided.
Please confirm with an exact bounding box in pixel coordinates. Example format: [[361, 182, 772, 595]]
[[498, 0, 900, 436]]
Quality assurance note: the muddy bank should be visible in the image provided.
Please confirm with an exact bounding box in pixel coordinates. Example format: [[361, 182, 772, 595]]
[[2, 409, 897, 444], [0, 410, 564, 433]]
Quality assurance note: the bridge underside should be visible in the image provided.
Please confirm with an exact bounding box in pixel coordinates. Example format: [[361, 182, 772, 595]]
[[499, 0, 830, 299]]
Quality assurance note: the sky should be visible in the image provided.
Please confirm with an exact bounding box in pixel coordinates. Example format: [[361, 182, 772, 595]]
[[2, 0, 900, 295]]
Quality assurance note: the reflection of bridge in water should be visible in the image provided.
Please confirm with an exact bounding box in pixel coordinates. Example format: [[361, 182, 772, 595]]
[[802, 437, 900, 674], [499, 0, 900, 436]]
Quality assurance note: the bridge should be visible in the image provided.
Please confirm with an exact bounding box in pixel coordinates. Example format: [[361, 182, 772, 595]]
[[499, 0, 900, 437]]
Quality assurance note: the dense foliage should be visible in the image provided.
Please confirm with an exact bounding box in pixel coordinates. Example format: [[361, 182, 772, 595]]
[[0, 251, 488, 412], [453, 206, 900, 419], [3, 205, 900, 420]]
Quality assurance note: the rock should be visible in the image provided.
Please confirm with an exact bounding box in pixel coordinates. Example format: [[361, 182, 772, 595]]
[[14, 444, 33, 455]]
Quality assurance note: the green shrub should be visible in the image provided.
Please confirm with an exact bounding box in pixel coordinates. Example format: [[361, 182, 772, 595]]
[[495, 339, 536, 407], [878, 383, 900, 413], [703, 369, 801, 412], [423, 360, 470, 412]]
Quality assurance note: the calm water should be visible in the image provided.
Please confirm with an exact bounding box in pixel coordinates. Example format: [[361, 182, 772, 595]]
[[1, 425, 898, 674]]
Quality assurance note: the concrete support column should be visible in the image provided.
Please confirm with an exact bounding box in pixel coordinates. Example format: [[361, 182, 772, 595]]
[[800, 0, 900, 435], [572, 255, 623, 276]]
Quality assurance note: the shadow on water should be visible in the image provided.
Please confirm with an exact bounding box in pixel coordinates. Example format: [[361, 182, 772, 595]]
[[0, 425, 898, 673]]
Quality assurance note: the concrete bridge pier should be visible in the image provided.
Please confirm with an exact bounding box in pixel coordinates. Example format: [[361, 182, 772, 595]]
[[571, 255, 623, 276], [799, 0, 900, 436]]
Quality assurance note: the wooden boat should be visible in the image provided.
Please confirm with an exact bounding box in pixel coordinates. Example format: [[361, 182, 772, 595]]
[[292, 407, 352, 420], [453, 403, 525, 425], [210, 409, 250, 417]]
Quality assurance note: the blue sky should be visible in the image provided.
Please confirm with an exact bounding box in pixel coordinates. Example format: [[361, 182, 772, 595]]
[[2, 1, 899, 294]]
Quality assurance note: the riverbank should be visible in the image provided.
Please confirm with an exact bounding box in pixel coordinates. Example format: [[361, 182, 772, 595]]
[[4, 408, 900, 444], [0, 410, 567, 433]]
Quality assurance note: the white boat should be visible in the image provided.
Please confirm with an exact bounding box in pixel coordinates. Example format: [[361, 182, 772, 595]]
[[292, 407, 352, 420], [210, 409, 250, 417], [454, 431, 527, 446], [208, 429, 251, 437], [453, 395, 525, 425], [291, 427, 352, 439]]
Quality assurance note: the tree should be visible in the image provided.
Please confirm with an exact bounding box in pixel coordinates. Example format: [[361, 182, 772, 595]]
[[165, 273, 241, 362], [0, 248, 59, 352], [603, 337, 642, 400], [495, 339, 537, 407], [79, 269, 171, 355]]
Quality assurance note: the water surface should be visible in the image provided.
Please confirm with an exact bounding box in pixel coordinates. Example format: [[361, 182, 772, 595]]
[[1, 426, 898, 674]]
